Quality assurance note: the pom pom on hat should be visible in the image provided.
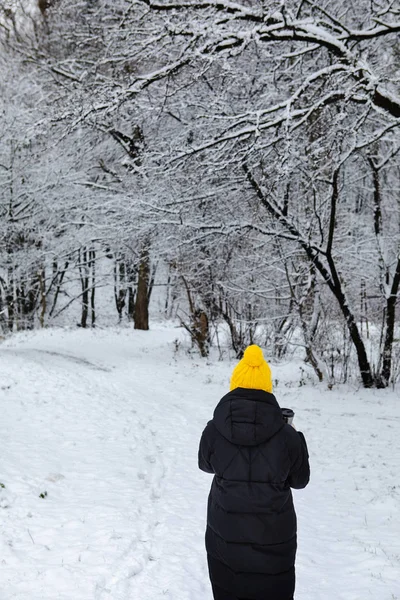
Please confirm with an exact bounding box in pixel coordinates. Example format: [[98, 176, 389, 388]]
[[242, 345, 264, 367], [230, 345, 273, 393]]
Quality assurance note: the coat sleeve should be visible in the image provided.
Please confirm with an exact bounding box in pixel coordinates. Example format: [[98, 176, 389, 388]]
[[198, 421, 215, 474], [286, 428, 310, 489]]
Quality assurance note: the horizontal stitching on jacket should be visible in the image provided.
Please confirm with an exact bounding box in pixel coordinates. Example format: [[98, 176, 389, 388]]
[[207, 525, 296, 547], [210, 497, 292, 515], [208, 553, 295, 576], [216, 476, 287, 484]]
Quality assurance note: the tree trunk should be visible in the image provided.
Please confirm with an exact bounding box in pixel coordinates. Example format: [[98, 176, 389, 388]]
[[6, 267, 15, 332], [134, 243, 150, 330], [180, 274, 210, 356], [379, 256, 400, 387], [164, 272, 171, 316], [38, 268, 46, 327], [0, 280, 5, 331], [325, 255, 374, 388], [128, 285, 136, 321], [126, 262, 137, 321], [90, 249, 96, 327], [217, 300, 242, 358], [79, 248, 89, 328], [367, 158, 400, 387], [49, 261, 69, 318], [114, 259, 127, 322], [192, 309, 210, 357]]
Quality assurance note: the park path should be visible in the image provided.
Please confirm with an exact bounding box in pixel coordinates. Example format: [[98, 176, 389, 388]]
[[0, 327, 399, 600]]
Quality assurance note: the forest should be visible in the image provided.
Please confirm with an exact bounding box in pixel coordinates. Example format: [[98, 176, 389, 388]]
[[1, 0, 400, 387]]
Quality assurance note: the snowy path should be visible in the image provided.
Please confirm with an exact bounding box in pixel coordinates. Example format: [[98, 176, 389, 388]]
[[1, 327, 399, 600]]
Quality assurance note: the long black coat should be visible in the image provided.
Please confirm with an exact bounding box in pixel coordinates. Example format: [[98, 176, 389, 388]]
[[198, 388, 310, 600]]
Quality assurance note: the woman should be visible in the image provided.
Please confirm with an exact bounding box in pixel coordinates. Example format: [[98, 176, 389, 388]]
[[198, 345, 310, 600]]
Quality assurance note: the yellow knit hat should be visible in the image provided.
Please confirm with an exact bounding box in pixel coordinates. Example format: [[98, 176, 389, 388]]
[[230, 345, 272, 393]]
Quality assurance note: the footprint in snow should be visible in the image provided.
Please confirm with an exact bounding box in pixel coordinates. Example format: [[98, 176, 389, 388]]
[[45, 473, 65, 483]]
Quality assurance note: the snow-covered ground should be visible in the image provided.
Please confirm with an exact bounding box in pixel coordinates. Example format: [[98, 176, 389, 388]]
[[1, 326, 399, 600]]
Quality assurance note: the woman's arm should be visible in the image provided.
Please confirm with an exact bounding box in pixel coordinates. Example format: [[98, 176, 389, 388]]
[[286, 427, 310, 489], [198, 421, 215, 474]]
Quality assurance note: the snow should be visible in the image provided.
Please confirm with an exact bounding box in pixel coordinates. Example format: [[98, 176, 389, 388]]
[[1, 326, 400, 600]]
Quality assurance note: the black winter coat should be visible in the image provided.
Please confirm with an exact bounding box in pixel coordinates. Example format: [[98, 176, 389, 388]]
[[198, 388, 310, 600]]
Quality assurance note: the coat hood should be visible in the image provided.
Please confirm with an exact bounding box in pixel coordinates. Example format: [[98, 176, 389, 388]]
[[213, 388, 284, 446]]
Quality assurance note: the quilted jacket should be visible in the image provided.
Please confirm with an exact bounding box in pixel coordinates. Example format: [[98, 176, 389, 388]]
[[199, 387, 310, 600]]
